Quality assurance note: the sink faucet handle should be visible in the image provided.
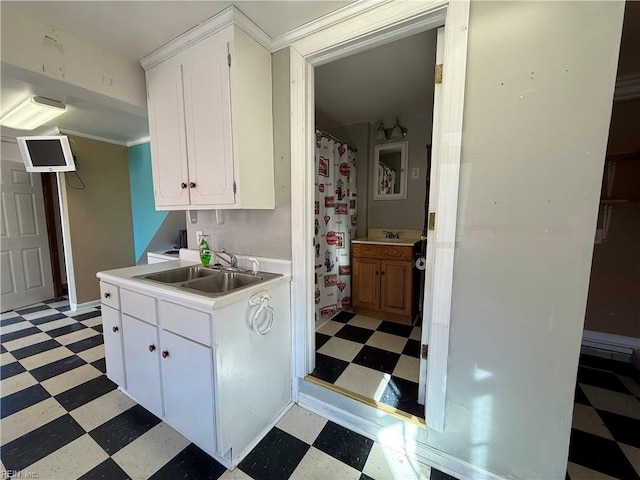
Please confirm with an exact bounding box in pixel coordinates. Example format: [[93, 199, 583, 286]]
[[249, 258, 260, 274]]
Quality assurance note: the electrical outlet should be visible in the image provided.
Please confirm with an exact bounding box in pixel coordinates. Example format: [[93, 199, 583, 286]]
[[196, 230, 203, 240], [412, 167, 420, 179]]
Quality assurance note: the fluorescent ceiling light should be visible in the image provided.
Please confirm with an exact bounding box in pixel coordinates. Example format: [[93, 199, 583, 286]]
[[0, 96, 67, 130]]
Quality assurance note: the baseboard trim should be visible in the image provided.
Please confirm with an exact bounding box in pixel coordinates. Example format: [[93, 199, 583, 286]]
[[582, 330, 640, 355], [69, 299, 101, 312]]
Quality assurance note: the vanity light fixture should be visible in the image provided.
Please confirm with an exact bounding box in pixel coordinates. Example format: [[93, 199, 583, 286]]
[[0, 96, 67, 130], [389, 118, 408, 139], [375, 118, 408, 141]]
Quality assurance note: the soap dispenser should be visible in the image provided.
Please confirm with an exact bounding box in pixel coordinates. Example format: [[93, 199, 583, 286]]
[[198, 234, 211, 266]]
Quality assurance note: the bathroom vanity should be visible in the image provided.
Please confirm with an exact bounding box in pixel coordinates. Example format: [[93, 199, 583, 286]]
[[351, 237, 420, 324], [97, 259, 291, 469]]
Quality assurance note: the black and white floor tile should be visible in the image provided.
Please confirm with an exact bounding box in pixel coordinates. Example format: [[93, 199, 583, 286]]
[[567, 355, 640, 480], [1, 298, 434, 479], [2, 299, 639, 479], [312, 311, 424, 419]]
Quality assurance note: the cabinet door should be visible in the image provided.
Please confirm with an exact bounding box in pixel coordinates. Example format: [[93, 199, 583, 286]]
[[182, 38, 235, 207], [380, 260, 413, 317], [352, 257, 380, 311], [146, 59, 190, 208], [101, 305, 126, 388], [121, 314, 163, 417], [160, 329, 215, 455]]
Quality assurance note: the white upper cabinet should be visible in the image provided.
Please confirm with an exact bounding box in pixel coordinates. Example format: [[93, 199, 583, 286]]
[[141, 10, 274, 210]]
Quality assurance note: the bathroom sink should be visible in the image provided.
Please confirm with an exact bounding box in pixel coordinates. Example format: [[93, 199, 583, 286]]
[[140, 265, 216, 283], [135, 266, 281, 297]]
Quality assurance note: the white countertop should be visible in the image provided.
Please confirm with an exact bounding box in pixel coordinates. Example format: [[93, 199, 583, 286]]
[[352, 237, 420, 247], [97, 259, 291, 310]]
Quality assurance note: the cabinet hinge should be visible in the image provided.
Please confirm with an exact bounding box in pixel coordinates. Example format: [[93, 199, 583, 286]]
[[233, 181, 236, 194], [435, 64, 443, 85], [228, 54, 231, 67], [421, 344, 429, 359], [428, 212, 436, 230]]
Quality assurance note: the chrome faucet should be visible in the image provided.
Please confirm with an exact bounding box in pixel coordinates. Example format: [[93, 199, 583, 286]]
[[214, 249, 237, 268]]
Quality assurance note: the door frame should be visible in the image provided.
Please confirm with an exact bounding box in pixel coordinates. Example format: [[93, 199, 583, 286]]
[[289, 0, 469, 431]]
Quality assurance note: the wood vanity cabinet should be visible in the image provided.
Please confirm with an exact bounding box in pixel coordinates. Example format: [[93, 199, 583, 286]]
[[141, 15, 274, 210], [351, 243, 418, 324]]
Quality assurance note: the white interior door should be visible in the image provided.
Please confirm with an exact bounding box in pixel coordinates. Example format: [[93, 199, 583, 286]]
[[418, 27, 445, 406], [1, 142, 54, 311]]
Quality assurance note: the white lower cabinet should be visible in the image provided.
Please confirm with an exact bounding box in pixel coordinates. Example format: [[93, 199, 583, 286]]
[[101, 305, 126, 388], [98, 279, 291, 469], [160, 329, 215, 453], [121, 314, 163, 418]]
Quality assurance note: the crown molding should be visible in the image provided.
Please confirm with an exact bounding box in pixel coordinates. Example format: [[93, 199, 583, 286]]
[[614, 72, 640, 102], [56, 128, 128, 146], [126, 136, 150, 147], [270, 0, 396, 52], [139, 6, 271, 70]]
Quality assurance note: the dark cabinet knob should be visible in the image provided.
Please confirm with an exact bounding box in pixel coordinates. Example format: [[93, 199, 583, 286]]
[[181, 182, 187, 189], [104, 292, 111, 299], [112, 326, 118, 333], [161, 350, 169, 358], [381, 271, 385, 275], [148, 345, 156, 352], [189, 182, 196, 188]]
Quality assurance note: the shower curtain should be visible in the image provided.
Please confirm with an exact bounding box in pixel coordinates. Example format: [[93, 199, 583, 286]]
[[314, 130, 357, 320], [378, 163, 397, 194]]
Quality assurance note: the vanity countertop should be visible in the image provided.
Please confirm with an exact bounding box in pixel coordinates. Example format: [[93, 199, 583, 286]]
[[352, 237, 420, 247]]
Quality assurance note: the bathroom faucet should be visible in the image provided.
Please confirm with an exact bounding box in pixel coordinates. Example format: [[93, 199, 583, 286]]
[[214, 249, 238, 268]]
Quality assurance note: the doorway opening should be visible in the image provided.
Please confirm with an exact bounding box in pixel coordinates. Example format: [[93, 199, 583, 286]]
[[289, 1, 469, 433], [309, 29, 438, 423]]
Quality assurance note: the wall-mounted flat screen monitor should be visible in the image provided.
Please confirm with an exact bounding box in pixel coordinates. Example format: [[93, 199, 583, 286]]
[[17, 135, 76, 173]]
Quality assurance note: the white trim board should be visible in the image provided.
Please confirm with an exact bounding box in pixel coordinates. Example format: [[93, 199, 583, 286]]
[[287, 0, 469, 434], [582, 329, 640, 354]]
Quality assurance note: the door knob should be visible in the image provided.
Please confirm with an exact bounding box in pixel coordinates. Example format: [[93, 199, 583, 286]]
[[104, 292, 110, 299], [189, 182, 196, 188], [112, 326, 118, 333], [148, 345, 156, 352], [181, 182, 187, 189], [161, 350, 169, 358]]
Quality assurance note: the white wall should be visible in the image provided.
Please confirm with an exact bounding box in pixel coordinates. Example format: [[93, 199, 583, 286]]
[[186, 48, 292, 259], [419, 2, 624, 478]]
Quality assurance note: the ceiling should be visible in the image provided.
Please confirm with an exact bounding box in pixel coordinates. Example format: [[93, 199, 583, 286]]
[[0, 1, 355, 143], [1, 1, 638, 145], [315, 29, 437, 130]]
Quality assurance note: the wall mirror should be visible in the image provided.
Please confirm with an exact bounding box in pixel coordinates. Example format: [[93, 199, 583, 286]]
[[373, 141, 408, 200]]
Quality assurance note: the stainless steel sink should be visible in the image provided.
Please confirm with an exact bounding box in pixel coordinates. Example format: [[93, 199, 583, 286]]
[[141, 265, 217, 283], [135, 265, 281, 297], [182, 271, 262, 294]]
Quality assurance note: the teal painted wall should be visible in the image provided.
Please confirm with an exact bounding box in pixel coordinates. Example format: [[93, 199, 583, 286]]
[[128, 143, 167, 261]]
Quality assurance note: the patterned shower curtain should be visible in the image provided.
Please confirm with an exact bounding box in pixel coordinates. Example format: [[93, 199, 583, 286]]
[[378, 163, 397, 194], [314, 130, 357, 320]]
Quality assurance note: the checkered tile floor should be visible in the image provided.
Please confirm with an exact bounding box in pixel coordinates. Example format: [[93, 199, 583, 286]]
[[312, 314, 640, 479], [1, 298, 437, 479], [568, 355, 640, 480], [312, 311, 424, 419]]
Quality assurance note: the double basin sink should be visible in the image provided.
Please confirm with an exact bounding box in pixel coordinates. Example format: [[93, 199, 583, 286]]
[[135, 265, 280, 297]]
